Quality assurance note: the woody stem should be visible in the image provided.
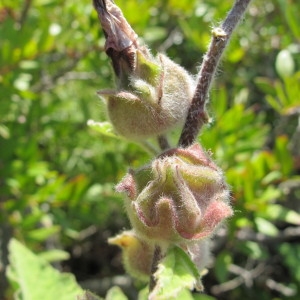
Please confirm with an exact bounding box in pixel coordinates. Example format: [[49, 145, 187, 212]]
[[178, 0, 252, 147]]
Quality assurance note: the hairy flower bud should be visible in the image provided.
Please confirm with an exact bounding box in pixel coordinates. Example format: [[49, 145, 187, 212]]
[[108, 230, 154, 281], [94, 0, 197, 141], [116, 144, 233, 244]]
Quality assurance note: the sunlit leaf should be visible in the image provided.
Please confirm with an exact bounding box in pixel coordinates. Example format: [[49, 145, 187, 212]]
[[150, 247, 201, 300], [105, 286, 128, 300], [27, 226, 61, 242], [254, 77, 276, 97], [87, 120, 122, 139], [263, 204, 300, 225], [77, 291, 103, 300], [7, 239, 84, 300], [255, 217, 278, 236], [214, 251, 232, 282], [38, 249, 70, 263], [238, 241, 268, 260]]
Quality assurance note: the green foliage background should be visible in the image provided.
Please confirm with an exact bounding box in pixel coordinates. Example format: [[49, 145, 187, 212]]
[[1, 0, 299, 299]]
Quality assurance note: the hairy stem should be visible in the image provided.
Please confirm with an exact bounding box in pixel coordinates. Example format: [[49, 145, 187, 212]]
[[149, 245, 163, 293], [157, 135, 170, 151], [178, 0, 252, 147]]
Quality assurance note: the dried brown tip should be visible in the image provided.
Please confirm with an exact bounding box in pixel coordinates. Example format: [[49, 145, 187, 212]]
[[93, 0, 108, 13], [93, 0, 140, 77]]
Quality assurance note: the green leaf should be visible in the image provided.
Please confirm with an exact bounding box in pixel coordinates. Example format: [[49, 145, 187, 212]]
[[255, 217, 278, 236], [77, 291, 103, 300], [0, 124, 10, 139], [38, 249, 70, 263], [265, 94, 283, 112], [26, 225, 61, 242], [143, 26, 167, 43], [215, 251, 232, 282], [7, 238, 84, 300], [172, 289, 194, 300], [105, 286, 128, 300], [149, 246, 201, 300], [137, 286, 148, 300], [87, 120, 122, 139], [237, 241, 267, 260], [275, 135, 293, 176], [263, 204, 300, 225], [277, 0, 300, 38], [279, 243, 300, 282], [254, 77, 276, 97], [257, 185, 281, 203]]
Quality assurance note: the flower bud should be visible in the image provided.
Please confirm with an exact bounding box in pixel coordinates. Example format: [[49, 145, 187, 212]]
[[98, 52, 196, 141], [116, 144, 233, 244], [94, 0, 197, 141], [108, 230, 154, 281]]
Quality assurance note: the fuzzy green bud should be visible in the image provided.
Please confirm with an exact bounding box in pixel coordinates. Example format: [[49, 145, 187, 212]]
[[108, 230, 154, 281], [94, 0, 197, 141], [98, 52, 196, 140]]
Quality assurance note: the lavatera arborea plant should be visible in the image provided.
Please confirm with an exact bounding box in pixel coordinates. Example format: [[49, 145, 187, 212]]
[[91, 0, 252, 297]]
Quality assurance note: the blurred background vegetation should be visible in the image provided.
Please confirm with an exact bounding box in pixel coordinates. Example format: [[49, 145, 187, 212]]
[[0, 0, 299, 299]]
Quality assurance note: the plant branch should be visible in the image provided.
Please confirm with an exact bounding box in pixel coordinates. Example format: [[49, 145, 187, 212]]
[[149, 245, 163, 293], [178, 0, 252, 147], [17, 0, 32, 29], [211, 262, 266, 295], [157, 135, 170, 151], [236, 226, 300, 244]]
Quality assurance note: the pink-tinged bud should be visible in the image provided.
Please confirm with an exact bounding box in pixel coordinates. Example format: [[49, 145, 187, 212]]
[[108, 230, 154, 281], [116, 144, 233, 244]]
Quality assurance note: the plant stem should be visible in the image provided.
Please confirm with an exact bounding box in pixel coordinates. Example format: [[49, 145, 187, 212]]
[[157, 135, 170, 151], [149, 245, 163, 293], [178, 0, 252, 147], [17, 0, 32, 29]]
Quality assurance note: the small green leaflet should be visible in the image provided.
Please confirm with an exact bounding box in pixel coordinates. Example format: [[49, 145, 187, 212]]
[[149, 246, 202, 300]]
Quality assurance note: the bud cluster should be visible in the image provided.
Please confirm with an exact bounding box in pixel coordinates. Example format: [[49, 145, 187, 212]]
[[111, 144, 232, 279], [94, 0, 233, 285]]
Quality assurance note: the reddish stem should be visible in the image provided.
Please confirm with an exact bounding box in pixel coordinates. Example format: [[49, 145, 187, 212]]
[[178, 0, 252, 147]]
